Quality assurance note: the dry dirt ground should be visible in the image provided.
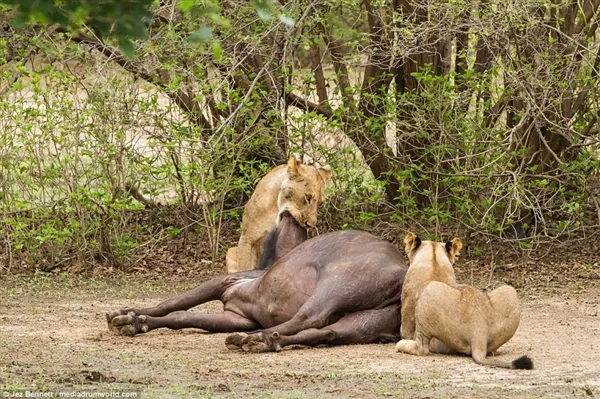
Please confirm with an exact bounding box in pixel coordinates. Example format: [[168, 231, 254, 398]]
[[0, 274, 599, 399]]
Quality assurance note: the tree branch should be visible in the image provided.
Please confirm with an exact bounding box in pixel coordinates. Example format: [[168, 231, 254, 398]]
[[68, 30, 213, 133], [483, 96, 508, 129], [454, 9, 469, 79], [285, 92, 334, 118], [569, 44, 600, 119], [574, 0, 600, 35], [309, 40, 330, 107], [321, 24, 355, 111], [355, 0, 399, 201]]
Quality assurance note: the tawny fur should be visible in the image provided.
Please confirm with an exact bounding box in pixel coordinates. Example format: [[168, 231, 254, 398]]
[[226, 156, 332, 273], [399, 233, 462, 342], [396, 234, 532, 369]]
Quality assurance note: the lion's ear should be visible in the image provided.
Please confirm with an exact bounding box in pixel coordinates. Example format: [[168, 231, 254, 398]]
[[287, 155, 300, 177], [445, 240, 452, 254], [446, 237, 463, 260], [318, 165, 333, 183], [404, 232, 421, 255]]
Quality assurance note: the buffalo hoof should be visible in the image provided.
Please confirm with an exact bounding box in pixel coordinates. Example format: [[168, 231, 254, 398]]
[[225, 333, 248, 351], [108, 312, 149, 336], [240, 332, 282, 353], [105, 309, 137, 333]]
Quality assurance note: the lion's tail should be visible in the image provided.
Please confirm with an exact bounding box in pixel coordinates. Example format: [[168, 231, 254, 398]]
[[473, 353, 534, 370]]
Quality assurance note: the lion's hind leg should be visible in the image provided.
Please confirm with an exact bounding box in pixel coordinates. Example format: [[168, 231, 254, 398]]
[[231, 235, 260, 272], [428, 337, 455, 354], [225, 247, 239, 273]]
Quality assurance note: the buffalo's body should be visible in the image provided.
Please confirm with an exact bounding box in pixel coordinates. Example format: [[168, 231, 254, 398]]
[[107, 217, 407, 351]]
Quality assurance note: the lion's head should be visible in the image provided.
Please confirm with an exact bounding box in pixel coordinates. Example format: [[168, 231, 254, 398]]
[[276, 156, 332, 228], [403, 232, 463, 266]]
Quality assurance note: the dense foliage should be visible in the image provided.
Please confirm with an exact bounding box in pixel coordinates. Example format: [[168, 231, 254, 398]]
[[1, 0, 600, 272], [0, 0, 155, 55]]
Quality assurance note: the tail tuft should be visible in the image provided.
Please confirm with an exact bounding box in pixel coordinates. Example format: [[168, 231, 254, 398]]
[[512, 355, 533, 370]]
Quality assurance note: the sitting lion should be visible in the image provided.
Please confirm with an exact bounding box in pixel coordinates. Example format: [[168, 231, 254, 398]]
[[225, 156, 332, 273], [396, 233, 533, 369], [399, 232, 460, 342]]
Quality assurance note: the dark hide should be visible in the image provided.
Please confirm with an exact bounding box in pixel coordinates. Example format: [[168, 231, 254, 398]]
[[107, 226, 407, 352], [257, 211, 307, 270]]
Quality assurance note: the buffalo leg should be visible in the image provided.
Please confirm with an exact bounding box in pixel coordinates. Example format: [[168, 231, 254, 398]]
[[253, 293, 343, 337], [110, 310, 259, 336], [228, 306, 400, 352], [106, 271, 262, 332]]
